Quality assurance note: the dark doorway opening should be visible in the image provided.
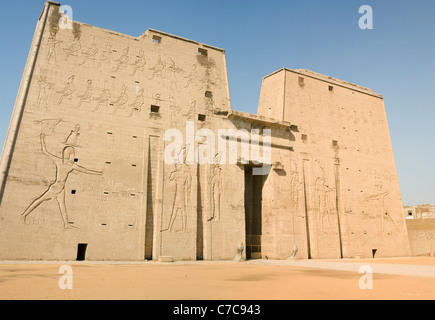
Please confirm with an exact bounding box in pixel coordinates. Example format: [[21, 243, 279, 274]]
[[76, 243, 88, 261], [244, 166, 265, 259], [372, 249, 377, 258]]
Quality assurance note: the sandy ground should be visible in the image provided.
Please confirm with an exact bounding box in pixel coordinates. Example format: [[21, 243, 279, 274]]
[[0, 257, 434, 300]]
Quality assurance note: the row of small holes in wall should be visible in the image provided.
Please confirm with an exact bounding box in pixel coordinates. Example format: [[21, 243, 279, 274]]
[[100, 223, 134, 228], [101, 191, 137, 197], [105, 133, 138, 166], [297, 76, 334, 92], [151, 34, 209, 57], [70, 190, 137, 197]]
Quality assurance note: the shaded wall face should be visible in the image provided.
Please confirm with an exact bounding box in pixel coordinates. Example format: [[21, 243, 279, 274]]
[[258, 70, 410, 259], [0, 5, 245, 261]]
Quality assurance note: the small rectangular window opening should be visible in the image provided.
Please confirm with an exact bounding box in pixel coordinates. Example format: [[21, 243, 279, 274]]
[[198, 114, 206, 121], [74, 158, 79, 163], [328, 85, 334, 92], [298, 77, 305, 87], [205, 91, 213, 99], [301, 134, 308, 141], [71, 190, 76, 195], [151, 105, 160, 113], [198, 48, 208, 56], [332, 140, 338, 147], [152, 35, 162, 43]]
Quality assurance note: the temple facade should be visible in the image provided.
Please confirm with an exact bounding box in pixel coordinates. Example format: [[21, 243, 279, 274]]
[[0, 2, 410, 261]]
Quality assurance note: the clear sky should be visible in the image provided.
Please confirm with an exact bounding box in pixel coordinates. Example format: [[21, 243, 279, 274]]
[[0, 0, 434, 206]]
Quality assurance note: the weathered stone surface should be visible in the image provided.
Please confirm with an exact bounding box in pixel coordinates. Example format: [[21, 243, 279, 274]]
[[0, 2, 410, 261]]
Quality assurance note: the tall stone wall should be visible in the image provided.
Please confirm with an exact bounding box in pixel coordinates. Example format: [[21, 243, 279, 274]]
[[0, 2, 245, 261], [257, 69, 410, 259]]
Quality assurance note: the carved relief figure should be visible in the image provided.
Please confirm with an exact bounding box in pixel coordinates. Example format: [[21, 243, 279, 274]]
[[93, 82, 111, 112], [98, 44, 113, 67], [367, 174, 397, 235], [36, 75, 53, 108], [148, 56, 165, 80], [184, 63, 198, 88], [184, 100, 197, 120], [57, 75, 75, 105], [113, 47, 130, 72], [20, 130, 102, 229], [79, 37, 99, 66], [289, 161, 304, 218], [47, 30, 61, 64], [128, 88, 144, 117], [110, 85, 129, 115], [201, 67, 223, 88], [130, 50, 146, 76], [208, 164, 222, 222], [169, 95, 180, 127], [162, 163, 191, 232], [314, 165, 336, 234], [63, 124, 81, 147], [168, 58, 182, 90], [63, 30, 81, 62], [76, 80, 93, 108]]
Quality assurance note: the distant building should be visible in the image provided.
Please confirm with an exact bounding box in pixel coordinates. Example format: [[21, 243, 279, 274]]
[[404, 205, 435, 256], [404, 204, 435, 219]]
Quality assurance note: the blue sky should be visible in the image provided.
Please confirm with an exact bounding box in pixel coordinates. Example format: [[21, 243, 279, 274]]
[[0, 0, 434, 205]]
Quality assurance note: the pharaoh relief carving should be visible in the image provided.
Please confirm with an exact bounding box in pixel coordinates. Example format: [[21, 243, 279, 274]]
[[79, 36, 99, 66], [47, 30, 62, 64], [200, 65, 224, 89], [314, 161, 337, 234], [366, 171, 398, 235], [130, 50, 146, 76], [36, 75, 54, 109], [289, 161, 304, 218], [148, 56, 166, 80], [57, 75, 75, 105], [162, 162, 192, 233], [113, 47, 130, 72], [63, 27, 82, 62], [20, 121, 103, 229], [184, 63, 198, 88], [127, 88, 144, 117], [98, 44, 113, 68], [184, 100, 197, 120], [208, 162, 223, 222], [76, 80, 93, 109], [92, 81, 111, 112], [169, 95, 180, 127], [168, 57, 182, 90], [110, 84, 129, 115]]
